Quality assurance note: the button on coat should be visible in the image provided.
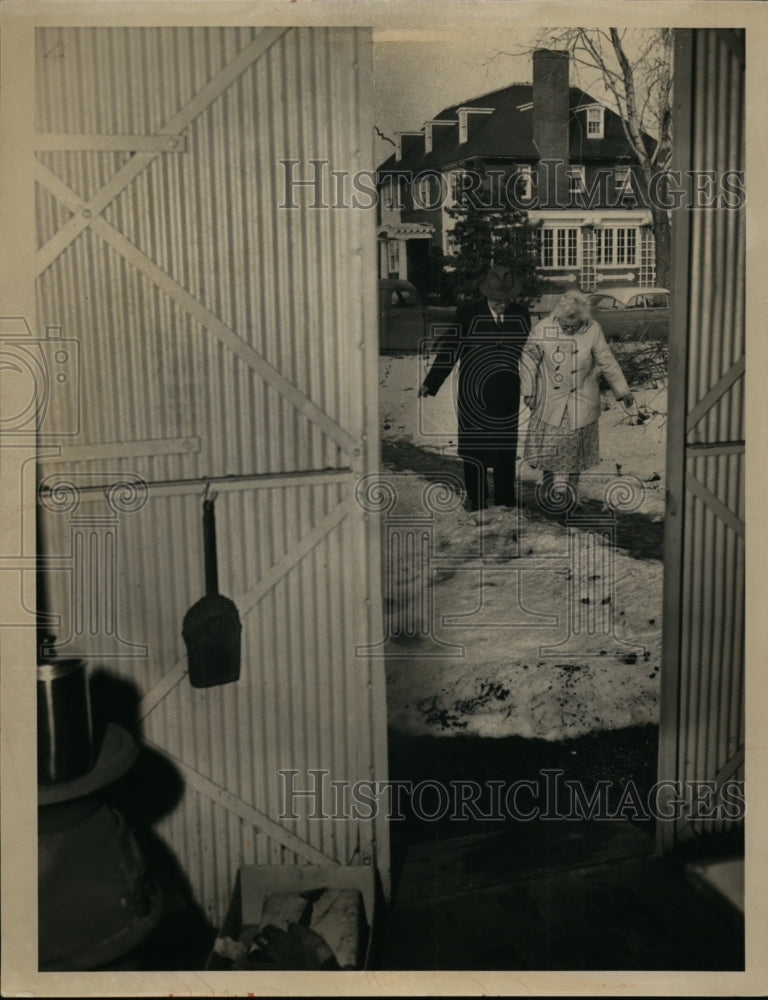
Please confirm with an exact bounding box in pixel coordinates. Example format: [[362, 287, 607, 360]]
[[520, 316, 630, 430]]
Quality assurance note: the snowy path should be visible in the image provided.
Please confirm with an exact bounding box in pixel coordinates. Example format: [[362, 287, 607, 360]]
[[378, 354, 666, 742]]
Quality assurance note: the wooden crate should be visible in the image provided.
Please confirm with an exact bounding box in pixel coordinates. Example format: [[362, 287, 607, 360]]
[[207, 864, 375, 971]]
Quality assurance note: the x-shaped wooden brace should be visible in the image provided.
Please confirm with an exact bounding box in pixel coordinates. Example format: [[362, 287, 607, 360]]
[[34, 26, 359, 457]]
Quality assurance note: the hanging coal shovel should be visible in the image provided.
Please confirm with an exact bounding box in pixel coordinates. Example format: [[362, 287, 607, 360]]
[[182, 486, 242, 688]]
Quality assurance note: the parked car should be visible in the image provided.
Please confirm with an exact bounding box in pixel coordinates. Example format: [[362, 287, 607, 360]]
[[378, 279, 456, 352], [378, 279, 424, 351], [587, 286, 670, 340]]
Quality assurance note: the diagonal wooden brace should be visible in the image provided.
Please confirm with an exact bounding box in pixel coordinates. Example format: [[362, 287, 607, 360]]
[[34, 27, 289, 277], [35, 160, 359, 456], [138, 498, 353, 722]]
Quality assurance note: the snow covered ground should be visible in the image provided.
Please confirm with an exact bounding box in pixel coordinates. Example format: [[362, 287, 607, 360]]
[[378, 352, 668, 742]]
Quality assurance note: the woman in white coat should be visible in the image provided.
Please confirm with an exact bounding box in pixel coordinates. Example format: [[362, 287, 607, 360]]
[[521, 290, 635, 507]]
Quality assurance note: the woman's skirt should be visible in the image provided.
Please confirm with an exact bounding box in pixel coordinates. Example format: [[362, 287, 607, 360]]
[[524, 408, 600, 473]]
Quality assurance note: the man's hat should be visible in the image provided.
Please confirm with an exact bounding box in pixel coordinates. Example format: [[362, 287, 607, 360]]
[[479, 266, 521, 299]]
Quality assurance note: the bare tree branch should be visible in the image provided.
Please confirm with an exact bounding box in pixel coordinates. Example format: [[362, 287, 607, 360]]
[[522, 26, 674, 283], [375, 125, 396, 148]]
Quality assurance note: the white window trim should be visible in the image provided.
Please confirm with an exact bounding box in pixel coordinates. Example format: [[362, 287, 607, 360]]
[[424, 119, 457, 154], [387, 239, 401, 273], [568, 164, 586, 195], [514, 163, 533, 201], [457, 106, 494, 144], [614, 164, 634, 196], [383, 178, 395, 212], [449, 169, 471, 207], [594, 225, 639, 267], [586, 106, 605, 139], [414, 175, 432, 205], [539, 226, 581, 270], [394, 130, 423, 162]]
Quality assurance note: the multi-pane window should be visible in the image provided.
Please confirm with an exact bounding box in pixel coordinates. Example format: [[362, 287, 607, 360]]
[[586, 106, 604, 138], [614, 165, 633, 196], [595, 226, 637, 266], [540, 228, 579, 268]]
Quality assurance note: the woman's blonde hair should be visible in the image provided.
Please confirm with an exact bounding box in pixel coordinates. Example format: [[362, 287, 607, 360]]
[[553, 289, 591, 327]]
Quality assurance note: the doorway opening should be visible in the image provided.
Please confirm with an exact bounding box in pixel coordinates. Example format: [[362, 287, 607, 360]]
[[373, 25, 670, 905]]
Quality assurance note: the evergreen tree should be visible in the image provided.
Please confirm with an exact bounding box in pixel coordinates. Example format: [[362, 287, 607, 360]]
[[443, 171, 544, 304]]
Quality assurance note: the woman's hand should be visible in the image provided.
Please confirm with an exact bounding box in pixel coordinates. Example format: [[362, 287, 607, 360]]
[[417, 384, 430, 398], [621, 392, 636, 409]]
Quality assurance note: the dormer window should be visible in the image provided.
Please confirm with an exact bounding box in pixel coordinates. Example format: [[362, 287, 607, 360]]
[[424, 119, 456, 154], [394, 131, 423, 162], [457, 106, 494, 144], [586, 106, 604, 138]]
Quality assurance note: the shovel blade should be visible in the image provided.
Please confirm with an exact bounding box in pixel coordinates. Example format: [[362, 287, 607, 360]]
[[182, 594, 242, 688]]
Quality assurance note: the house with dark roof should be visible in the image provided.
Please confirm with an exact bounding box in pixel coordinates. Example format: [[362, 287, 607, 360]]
[[377, 49, 659, 297]]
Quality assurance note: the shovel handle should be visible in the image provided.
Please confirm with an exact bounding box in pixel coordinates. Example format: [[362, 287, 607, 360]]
[[203, 498, 219, 595]]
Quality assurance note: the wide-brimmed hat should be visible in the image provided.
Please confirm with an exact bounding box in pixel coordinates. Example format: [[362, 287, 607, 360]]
[[479, 266, 521, 300]]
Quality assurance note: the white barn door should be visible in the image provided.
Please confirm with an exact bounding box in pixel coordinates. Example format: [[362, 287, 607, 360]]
[[658, 28, 745, 852], [34, 25, 389, 922]]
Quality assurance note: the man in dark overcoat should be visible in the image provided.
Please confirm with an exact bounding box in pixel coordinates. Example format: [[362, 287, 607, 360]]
[[418, 266, 531, 511]]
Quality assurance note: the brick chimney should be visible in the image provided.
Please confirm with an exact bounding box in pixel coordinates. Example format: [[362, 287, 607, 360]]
[[532, 49, 570, 207]]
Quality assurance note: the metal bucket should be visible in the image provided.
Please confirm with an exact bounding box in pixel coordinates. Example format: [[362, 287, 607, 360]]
[[37, 659, 94, 785]]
